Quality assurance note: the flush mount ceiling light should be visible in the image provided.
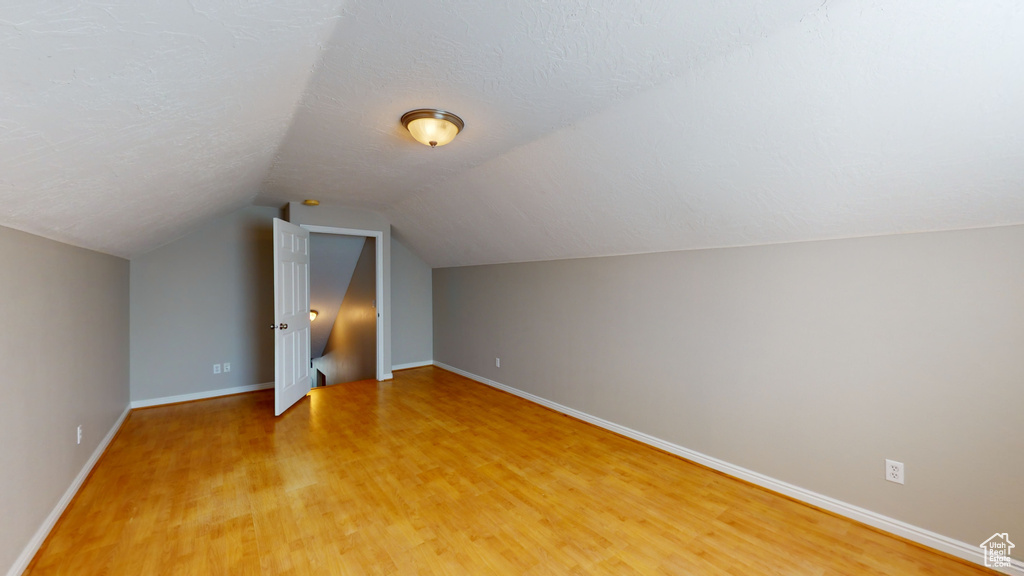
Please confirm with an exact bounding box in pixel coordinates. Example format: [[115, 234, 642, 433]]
[[401, 109, 464, 148], [309, 310, 318, 322]]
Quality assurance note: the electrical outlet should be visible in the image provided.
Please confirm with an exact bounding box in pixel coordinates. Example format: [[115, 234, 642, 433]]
[[495, 357, 500, 368], [213, 363, 221, 374], [885, 459, 904, 484], [76, 425, 82, 445], [223, 362, 231, 373]]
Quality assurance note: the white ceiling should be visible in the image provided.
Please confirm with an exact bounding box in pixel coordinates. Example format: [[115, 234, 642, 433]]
[[3, 1, 1023, 266], [0, 0, 344, 256]]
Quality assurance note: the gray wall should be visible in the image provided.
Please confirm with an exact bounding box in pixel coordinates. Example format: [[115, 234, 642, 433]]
[[391, 237, 432, 367], [0, 225, 129, 572], [313, 238, 377, 384], [433, 224, 1024, 549], [130, 205, 279, 402], [286, 203, 392, 374]]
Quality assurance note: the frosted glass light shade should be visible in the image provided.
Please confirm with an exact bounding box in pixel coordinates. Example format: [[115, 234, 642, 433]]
[[309, 310, 318, 321], [401, 109, 464, 147]]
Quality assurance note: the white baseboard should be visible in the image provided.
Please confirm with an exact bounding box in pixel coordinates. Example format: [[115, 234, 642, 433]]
[[380, 372, 394, 381], [433, 362, 1023, 576], [130, 382, 274, 409], [7, 405, 131, 576], [391, 360, 433, 371]]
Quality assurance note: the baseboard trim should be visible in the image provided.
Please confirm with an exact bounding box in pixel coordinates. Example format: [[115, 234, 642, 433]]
[[391, 360, 433, 371], [433, 362, 1022, 576], [8, 404, 131, 576], [130, 382, 274, 409]]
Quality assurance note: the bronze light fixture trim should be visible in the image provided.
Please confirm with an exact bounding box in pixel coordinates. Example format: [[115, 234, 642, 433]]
[[401, 109, 465, 147]]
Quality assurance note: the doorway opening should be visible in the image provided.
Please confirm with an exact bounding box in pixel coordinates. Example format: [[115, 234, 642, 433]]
[[302, 225, 386, 383]]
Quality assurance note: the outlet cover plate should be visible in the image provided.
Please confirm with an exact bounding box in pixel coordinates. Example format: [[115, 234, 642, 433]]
[[885, 459, 904, 484]]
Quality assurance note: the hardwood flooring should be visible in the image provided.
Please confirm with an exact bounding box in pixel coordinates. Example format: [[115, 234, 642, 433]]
[[27, 366, 996, 575]]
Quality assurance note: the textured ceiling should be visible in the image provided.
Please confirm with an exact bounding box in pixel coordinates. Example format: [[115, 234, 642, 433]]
[[0, 0, 344, 257], [3, 1, 1023, 264]]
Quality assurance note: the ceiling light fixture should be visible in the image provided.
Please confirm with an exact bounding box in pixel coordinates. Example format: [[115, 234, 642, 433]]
[[309, 310, 318, 322], [401, 109, 464, 148], [302, 199, 320, 206]]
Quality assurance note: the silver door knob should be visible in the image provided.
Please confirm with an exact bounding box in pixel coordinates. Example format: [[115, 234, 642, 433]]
[[279, 323, 288, 330], [270, 324, 276, 330]]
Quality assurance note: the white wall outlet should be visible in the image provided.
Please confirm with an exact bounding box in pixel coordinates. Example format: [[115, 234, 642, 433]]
[[76, 425, 82, 445], [495, 357, 500, 368], [885, 459, 904, 484], [213, 363, 221, 374], [223, 362, 231, 373]]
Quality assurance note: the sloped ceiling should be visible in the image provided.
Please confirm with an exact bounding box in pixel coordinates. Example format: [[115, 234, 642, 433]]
[[3, 1, 1023, 265], [0, 0, 344, 256]]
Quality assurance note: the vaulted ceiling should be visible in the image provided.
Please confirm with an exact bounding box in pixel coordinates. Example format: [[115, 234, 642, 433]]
[[3, 1, 1022, 267]]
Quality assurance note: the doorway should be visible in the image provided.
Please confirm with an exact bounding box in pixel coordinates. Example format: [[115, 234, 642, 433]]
[[302, 225, 386, 382]]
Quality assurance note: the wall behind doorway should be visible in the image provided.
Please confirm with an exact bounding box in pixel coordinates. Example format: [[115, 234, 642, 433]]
[[313, 237, 377, 385], [309, 233, 365, 359]]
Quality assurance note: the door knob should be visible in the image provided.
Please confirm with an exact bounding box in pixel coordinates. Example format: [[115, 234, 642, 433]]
[[279, 323, 288, 330]]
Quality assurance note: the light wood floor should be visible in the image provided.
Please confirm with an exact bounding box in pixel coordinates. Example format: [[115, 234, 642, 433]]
[[28, 366, 995, 575]]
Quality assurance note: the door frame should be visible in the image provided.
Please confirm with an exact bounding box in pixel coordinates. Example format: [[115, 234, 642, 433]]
[[301, 225, 386, 382]]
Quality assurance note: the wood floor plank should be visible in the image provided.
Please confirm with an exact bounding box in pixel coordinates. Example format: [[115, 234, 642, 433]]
[[25, 366, 998, 575]]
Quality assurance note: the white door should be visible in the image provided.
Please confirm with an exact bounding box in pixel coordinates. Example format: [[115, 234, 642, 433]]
[[273, 218, 312, 416]]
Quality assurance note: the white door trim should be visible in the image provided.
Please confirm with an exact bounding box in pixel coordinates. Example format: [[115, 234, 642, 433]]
[[301, 225, 386, 382]]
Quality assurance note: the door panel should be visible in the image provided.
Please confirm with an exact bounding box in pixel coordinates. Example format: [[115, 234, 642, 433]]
[[274, 218, 312, 416]]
